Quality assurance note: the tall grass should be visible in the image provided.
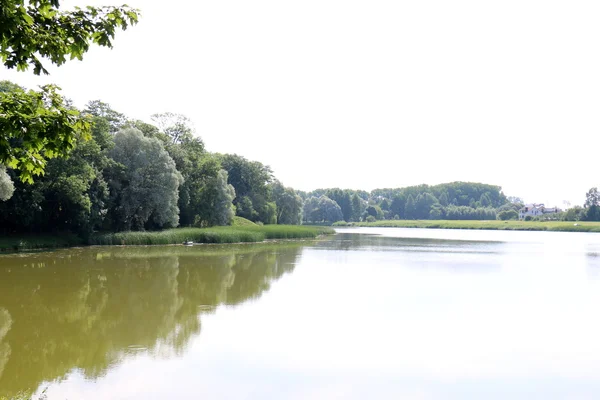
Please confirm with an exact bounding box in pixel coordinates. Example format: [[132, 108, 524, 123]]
[[89, 225, 334, 246], [350, 219, 600, 232]]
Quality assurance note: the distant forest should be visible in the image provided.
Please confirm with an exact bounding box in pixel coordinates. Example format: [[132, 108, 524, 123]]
[[300, 182, 512, 224], [1, 80, 599, 236]]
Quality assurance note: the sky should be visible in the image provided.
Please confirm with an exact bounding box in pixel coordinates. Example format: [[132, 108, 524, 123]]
[[2, 0, 599, 206]]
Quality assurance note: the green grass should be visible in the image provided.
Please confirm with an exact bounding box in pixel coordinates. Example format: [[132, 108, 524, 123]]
[[231, 216, 258, 226], [348, 219, 600, 232], [88, 225, 335, 246]]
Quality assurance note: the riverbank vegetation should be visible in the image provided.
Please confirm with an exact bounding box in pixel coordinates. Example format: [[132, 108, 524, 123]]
[[335, 220, 600, 232], [0, 86, 306, 238], [0, 226, 333, 251], [90, 225, 334, 246], [2, 89, 599, 242], [300, 183, 600, 225]]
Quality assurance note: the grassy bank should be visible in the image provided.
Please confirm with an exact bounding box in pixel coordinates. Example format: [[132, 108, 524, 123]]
[[87, 225, 334, 246], [0, 225, 334, 252], [342, 219, 600, 232]]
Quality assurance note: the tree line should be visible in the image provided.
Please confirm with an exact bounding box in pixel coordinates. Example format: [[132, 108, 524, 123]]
[[0, 86, 304, 235], [3, 83, 599, 236], [300, 183, 509, 223]]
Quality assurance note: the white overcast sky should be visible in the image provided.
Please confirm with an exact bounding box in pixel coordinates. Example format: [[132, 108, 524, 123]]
[[2, 0, 599, 206]]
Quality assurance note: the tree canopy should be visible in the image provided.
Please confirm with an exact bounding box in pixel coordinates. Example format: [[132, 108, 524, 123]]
[[1, 0, 139, 75], [0, 0, 140, 187]]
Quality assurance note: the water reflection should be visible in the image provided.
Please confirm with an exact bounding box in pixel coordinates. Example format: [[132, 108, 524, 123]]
[[319, 232, 505, 254], [0, 244, 302, 397]]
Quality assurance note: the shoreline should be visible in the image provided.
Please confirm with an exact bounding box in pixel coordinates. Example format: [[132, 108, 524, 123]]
[[0, 225, 335, 253], [335, 220, 600, 233]]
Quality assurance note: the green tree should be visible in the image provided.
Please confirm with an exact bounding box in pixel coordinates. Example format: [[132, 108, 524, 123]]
[[584, 187, 600, 221], [84, 100, 129, 133], [497, 209, 518, 221], [303, 196, 320, 223], [404, 194, 416, 219], [350, 193, 364, 222], [0, 127, 112, 234], [480, 192, 492, 207], [0, 1, 140, 180], [366, 205, 384, 220], [193, 169, 236, 227], [429, 203, 445, 219], [317, 196, 343, 223], [147, 113, 208, 227], [107, 128, 183, 231], [380, 198, 390, 211], [219, 154, 274, 224], [1, 0, 139, 75], [326, 189, 352, 221], [0, 84, 91, 183], [272, 181, 303, 225], [438, 191, 449, 206], [564, 206, 585, 221], [415, 192, 438, 219], [389, 194, 406, 219]]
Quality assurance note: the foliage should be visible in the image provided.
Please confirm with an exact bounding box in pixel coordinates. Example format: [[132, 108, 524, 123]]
[[326, 189, 352, 221], [107, 128, 183, 231], [303, 195, 343, 223], [445, 205, 496, 220], [351, 193, 365, 221], [404, 194, 416, 219], [332, 221, 354, 226], [497, 209, 518, 221], [563, 206, 586, 221], [84, 100, 128, 133], [0, 84, 91, 183], [0, 0, 139, 75], [272, 181, 303, 225], [0, 1, 139, 182], [0, 120, 111, 234], [193, 169, 236, 227], [219, 153, 275, 224], [584, 187, 600, 221], [365, 205, 384, 220]]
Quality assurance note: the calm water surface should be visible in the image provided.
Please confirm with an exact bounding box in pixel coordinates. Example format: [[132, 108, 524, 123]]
[[1, 228, 600, 399]]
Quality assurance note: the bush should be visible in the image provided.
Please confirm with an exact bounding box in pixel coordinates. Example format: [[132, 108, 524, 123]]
[[497, 209, 518, 221], [332, 221, 353, 227], [365, 215, 376, 223]]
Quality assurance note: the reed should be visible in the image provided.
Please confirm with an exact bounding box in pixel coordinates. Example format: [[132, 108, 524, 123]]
[[88, 225, 334, 246]]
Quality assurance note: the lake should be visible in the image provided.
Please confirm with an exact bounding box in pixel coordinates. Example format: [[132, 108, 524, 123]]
[[1, 227, 600, 399]]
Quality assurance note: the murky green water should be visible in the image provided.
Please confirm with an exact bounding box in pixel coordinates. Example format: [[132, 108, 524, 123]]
[[1, 228, 600, 399]]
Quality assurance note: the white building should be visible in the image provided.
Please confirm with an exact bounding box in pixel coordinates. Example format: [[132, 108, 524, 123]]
[[519, 204, 560, 220]]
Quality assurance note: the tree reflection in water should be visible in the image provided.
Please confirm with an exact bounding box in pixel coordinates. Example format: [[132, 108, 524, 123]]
[[0, 244, 303, 396]]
